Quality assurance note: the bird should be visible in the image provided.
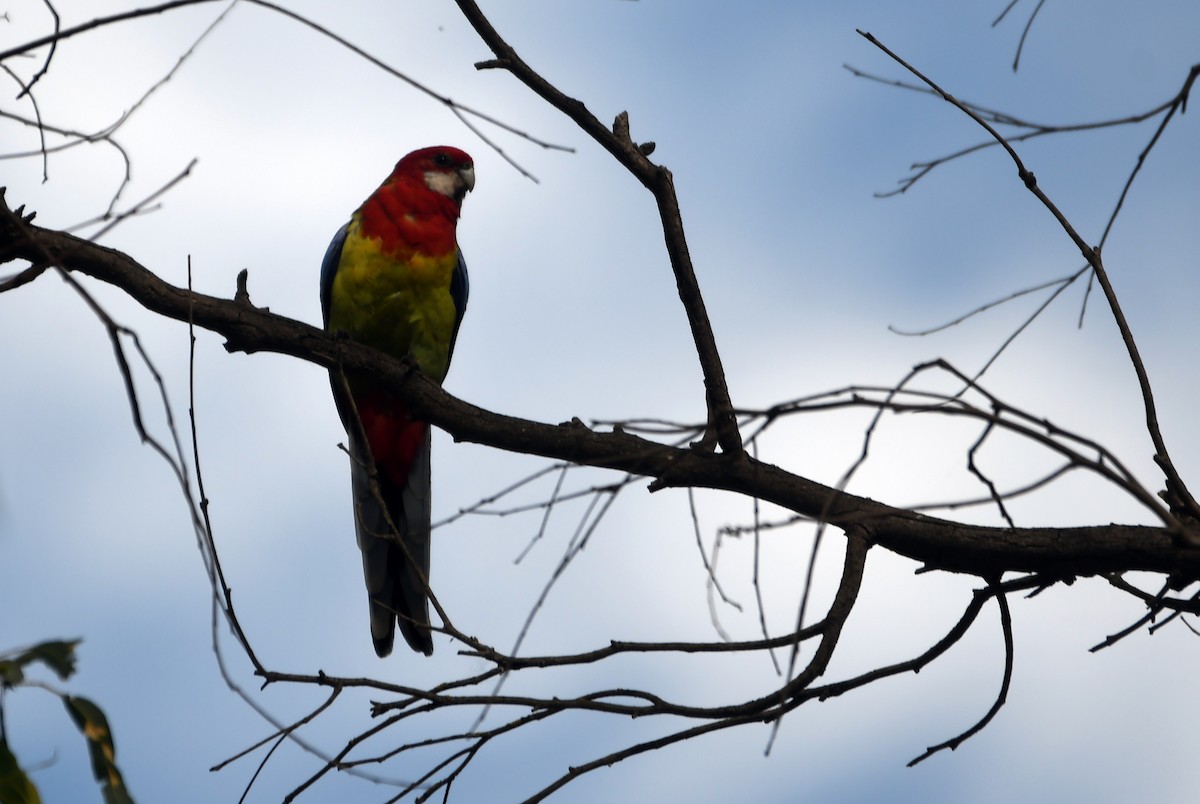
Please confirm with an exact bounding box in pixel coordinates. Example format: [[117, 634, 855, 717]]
[[319, 146, 474, 656]]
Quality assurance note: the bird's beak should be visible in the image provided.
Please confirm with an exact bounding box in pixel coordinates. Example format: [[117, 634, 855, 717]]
[[423, 164, 476, 203]]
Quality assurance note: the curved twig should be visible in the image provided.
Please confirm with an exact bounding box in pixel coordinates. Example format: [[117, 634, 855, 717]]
[[908, 582, 1014, 765]]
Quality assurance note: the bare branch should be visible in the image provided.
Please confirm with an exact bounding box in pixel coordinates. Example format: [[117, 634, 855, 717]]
[[1001, 0, 1047, 72], [453, 0, 742, 455], [856, 29, 1200, 536], [5, 192, 1197, 581], [909, 583, 1014, 765], [848, 61, 1194, 197]]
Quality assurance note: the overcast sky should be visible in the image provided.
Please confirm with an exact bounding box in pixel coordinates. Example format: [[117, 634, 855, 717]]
[[3, 1, 1199, 802]]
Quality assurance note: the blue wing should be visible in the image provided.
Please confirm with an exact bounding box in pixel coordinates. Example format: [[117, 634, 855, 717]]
[[320, 222, 356, 433], [446, 248, 469, 364], [319, 223, 349, 329]]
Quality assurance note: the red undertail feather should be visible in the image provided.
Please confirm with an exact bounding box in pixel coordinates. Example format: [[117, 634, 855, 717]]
[[354, 392, 427, 487]]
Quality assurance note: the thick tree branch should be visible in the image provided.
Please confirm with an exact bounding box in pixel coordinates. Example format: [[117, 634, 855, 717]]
[[4, 191, 1199, 585]]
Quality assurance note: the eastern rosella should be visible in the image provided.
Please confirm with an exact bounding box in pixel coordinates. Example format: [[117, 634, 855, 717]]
[[320, 146, 474, 657]]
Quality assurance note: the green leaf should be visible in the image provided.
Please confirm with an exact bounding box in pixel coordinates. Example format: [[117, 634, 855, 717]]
[[63, 695, 134, 804], [0, 640, 80, 684], [22, 640, 80, 681], [0, 737, 41, 804], [0, 659, 24, 686]]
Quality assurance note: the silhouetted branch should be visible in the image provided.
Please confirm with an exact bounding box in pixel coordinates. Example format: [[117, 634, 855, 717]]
[[454, 0, 741, 455], [847, 60, 1198, 198], [994, 0, 1047, 72], [857, 29, 1200, 536], [6, 193, 1197, 578], [909, 583, 1014, 765]]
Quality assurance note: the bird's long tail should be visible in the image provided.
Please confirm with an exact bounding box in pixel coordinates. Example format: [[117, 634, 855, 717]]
[[350, 427, 434, 656]]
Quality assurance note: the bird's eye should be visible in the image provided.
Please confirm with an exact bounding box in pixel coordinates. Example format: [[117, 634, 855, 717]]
[[434, 153, 452, 167]]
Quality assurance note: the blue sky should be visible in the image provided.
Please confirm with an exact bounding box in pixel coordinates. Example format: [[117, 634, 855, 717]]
[[3, 1, 1199, 802]]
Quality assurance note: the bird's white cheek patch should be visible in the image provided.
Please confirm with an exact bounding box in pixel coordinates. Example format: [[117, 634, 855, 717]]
[[424, 171, 460, 198]]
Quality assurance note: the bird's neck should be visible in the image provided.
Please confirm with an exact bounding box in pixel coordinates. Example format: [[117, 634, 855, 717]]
[[356, 180, 460, 258]]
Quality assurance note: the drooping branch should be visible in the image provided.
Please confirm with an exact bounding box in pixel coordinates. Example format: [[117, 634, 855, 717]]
[[3, 191, 1199, 584]]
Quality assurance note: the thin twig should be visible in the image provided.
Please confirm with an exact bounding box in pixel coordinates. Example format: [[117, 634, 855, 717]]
[[909, 582, 1014, 765]]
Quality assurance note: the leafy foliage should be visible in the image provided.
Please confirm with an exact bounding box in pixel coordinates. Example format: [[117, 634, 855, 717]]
[[0, 641, 133, 804]]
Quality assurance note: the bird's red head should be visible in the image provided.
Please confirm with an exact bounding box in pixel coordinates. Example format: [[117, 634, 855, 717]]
[[390, 146, 476, 205]]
